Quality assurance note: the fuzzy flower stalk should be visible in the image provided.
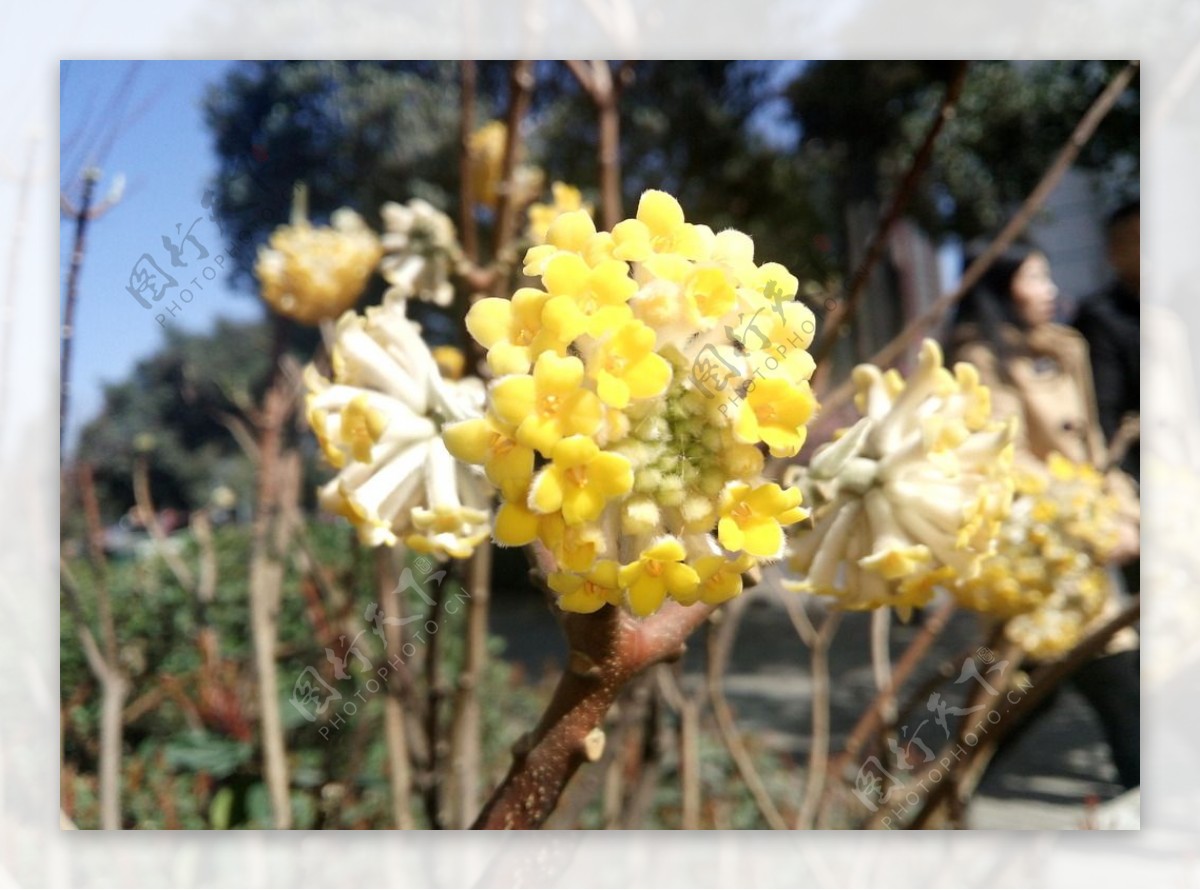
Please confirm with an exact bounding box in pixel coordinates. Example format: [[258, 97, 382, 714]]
[[957, 454, 1119, 659], [445, 189, 818, 617], [305, 293, 491, 560], [255, 208, 382, 325], [786, 339, 1017, 618]]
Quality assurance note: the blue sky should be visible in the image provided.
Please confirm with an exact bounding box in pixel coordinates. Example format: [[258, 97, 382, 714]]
[[60, 60, 263, 453]]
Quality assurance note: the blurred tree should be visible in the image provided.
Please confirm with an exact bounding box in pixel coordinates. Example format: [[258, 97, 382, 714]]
[[786, 60, 1140, 243], [75, 319, 273, 519], [203, 61, 471, 289]]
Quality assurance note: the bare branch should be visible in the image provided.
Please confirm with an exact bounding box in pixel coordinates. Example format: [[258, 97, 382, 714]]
[[447, 539, 490, 827], [490, 61, 536, 263], [706, 595, 788, 830], [376, 545, 415, 829], [795, 609, 842, 829], [809, 62, 969, 369], [458, 60, 480, 264], [132, 454, 195, 592], [472, 590, 714, 829]]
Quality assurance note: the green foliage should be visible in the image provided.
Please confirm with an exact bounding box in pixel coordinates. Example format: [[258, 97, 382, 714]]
[[788, 61, 1140, 241], [62, 519, 549, 829]]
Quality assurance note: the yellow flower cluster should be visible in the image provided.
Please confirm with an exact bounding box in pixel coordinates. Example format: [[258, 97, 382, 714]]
[[255, 208, 382, 325], [469, 121, 508, 209], [306, 295, 491, 560], [445, 190, 817, 616], [957, 454, 1119, 659], [468, 121, 544, 213], [786, 340, 1016, 618], [527, 182, 592, 245]]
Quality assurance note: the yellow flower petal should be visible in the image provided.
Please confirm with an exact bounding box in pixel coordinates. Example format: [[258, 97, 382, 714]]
[[495, 502, 539, 546], [465, 298, 512, 349], [442, 418, 491, 465]]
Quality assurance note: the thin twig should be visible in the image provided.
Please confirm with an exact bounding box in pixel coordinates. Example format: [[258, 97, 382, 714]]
[[375, 545, 415, 829], [828, 599, 956, 775], [809, 62, 968, 370], [705, 595, 788, 830], [421, 570, 447, 829], [60, 168, 121, 453], [870, 608, 896, 728], [132, 454, 194, 592], [458, 60, 480, 264], [565, 60, 626, 229], [612, 677, 663, 828], [448, 539, 490, 827], [795, 608, 842, 829], [247, 325, 299, 829], [900, 636, 1022, 830], [67, 470, 127, 830], [490, 61, 536, 262], [656, 664, 705, 830]]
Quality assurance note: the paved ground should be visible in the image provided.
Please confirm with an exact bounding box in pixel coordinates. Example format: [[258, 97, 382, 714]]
[[489, 562, 1138, 830]]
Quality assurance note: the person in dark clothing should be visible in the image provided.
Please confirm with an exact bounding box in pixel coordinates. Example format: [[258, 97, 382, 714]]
[[1074, 202, 1140, 482]]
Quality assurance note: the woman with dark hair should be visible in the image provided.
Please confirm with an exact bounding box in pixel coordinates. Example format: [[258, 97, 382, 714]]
[[947, 241, 1142, 792]]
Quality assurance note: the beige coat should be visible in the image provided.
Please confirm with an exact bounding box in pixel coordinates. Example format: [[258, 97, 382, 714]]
[[951, 322, 1139, 523], [953, 323, 1106, 466]]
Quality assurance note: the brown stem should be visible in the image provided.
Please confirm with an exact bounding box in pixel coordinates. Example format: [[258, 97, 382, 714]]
[[458, 60, 480, 264], [900, 636, 1022, 830], [936, 598, 1139, 825], [62, 556, 125, 829], [566, 60, 625, 229], [831, 598, 956, 773], [491, 61, 536, 261], [472, 599, 713, 829], [375, 546, 415, 829], [819, 61, 1141, 413], [795, 609, 842, 829], [248, 324, 299, 829], [617, 683, 666, 828], [808, 62, 968, 370], [132, 454, 195, 591], [419, 568, 447, 828], [448, 539, 490, 827], [706, 595, 788, 830], [60, 169, 99, 453], [994, 601, 1141, 738], [657, 664, 705, 830], [816, 601, 957, 828]]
